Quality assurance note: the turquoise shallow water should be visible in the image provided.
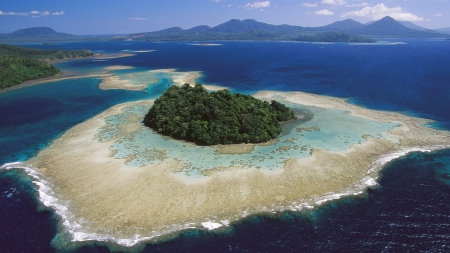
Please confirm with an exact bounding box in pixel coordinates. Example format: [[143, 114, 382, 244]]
[[99, 100, 397, 180], [1, 40, 450, 252]]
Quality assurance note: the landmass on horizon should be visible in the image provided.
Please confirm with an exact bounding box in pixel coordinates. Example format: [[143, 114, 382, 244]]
[[1, 16, 448, 43], [1, 0, 450, 249]]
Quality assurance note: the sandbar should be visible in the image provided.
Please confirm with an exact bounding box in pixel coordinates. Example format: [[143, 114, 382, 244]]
[[0, 54, 135, 94], [1, 63, 205, 93], [22, 90, 450, 250], [100, 68, 206, 91]]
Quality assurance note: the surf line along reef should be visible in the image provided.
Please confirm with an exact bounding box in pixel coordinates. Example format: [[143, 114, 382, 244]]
[[13, 70, 450, 251]]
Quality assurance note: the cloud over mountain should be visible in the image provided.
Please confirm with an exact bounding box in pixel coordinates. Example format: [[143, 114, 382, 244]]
[[342, 3, 424, 21]]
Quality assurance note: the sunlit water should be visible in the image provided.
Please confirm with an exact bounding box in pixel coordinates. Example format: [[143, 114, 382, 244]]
[[1, 40, 450, 252]]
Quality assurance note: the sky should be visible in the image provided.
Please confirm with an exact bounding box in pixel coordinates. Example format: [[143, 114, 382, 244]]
[[1, 0, 449, 34]]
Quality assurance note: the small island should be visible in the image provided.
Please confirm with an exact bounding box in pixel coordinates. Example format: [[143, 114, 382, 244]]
[[0, 44, 93, 89], [144, 84, 296, 145], [296, 32, 376, 43]]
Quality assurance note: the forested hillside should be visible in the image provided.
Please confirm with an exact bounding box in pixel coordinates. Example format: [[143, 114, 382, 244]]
[[0, 44, 93, 89], [144, 84, 296, 145], [296, 32, 376, 43], [0, 44, 93, 60], [0, 57, 60, 89]]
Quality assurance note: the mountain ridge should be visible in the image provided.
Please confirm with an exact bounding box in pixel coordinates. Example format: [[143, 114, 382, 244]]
[[1, 17, 448, 43], [319, 19, 365, 31], [347, 16, 444, 38], [130, 16, 447, 40], [0, 27, 79, 42]]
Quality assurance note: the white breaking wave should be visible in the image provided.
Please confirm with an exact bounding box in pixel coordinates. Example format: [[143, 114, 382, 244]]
[[349, 41, 408, 46], [187, 43, 222, 46], [1, 144, 448, 249]]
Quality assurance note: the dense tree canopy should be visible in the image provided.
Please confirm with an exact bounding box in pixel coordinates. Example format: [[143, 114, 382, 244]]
[[0, 44, 94, 89], [144, 84, 296, 145], [0, 57, 61, 89], [296, 32, 376, 43], [0, 44, 93, 60]]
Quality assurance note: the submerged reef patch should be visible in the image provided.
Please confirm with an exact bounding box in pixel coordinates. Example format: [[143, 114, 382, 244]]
[[22, 90, 450, 250]]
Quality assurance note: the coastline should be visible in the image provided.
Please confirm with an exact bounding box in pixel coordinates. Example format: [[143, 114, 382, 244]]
[[0, 53, 135, 94], [45, 53, 135, 64], [14, 89, 449, 250]]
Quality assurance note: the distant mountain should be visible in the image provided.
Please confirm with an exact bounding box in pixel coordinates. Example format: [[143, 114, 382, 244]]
[[128, 16, 447, 41], [210, 19, 305, 34], [129, 23, 337, 41], [436, 27, 450, 35], [187, 25, 211, 33], [319, 19, 364, 31], [2, 17, 448, 43], [399, 21, 429, 31], [11, 27, 74, 37], [211, 19, 270, 33], [349, 16, 446, 38], [0, 27, 79, 42], [128, 19, 307, 41]]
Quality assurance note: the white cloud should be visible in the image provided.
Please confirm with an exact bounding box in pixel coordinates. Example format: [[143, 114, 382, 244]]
[[211, 0, 225, 2], [303, 2, 318, 7], [244, 1, 271, 9], [51, 11, 65, 16], [130, 17, 148, 21], [0, 9, 64, 17], [342, 3, 424, 21], [434, 13, 442, 17], [321, 0, 347, 6], [315, 9, 334, 15], [0, 10, 28, 16], [345, 2, 368, 7]]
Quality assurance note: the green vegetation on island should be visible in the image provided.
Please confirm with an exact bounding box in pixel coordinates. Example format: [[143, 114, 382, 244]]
[[0, 57, 61, 89], [0, 44, 94, 89], [296, 32, 376, 43], [144, 84, 296, 145], [0, 44, 93, 60], [1, 17, 448, 44]]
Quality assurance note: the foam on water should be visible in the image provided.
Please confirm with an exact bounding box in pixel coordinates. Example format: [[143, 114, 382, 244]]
[[0, 162, 215, 249], [1, 144, 449, 249], [349, 41, 408, 46], [2, 39, 449, 252], [187, 43, 222, 46]]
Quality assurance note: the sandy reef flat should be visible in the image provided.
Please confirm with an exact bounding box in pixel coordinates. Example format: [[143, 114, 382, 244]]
[[1, 63, 205, 94], [25, 89, 450, 250]]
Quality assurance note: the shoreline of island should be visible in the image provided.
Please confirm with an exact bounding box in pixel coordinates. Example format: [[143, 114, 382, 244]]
[[0, 54, 135, 94], [2, 86, 444, 251], [1, 142, 448, 251], [1, 63, 215, 95]]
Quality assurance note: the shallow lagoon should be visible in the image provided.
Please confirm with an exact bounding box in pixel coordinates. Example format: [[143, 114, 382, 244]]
[[100, 101, 398, 180], [1, 40, 450, 252]]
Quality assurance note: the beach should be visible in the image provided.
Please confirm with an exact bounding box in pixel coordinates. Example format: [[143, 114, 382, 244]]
[[24, 89, 450, 250]]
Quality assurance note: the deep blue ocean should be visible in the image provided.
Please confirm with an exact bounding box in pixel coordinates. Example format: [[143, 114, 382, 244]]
[[1, 40, 450, 252]]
